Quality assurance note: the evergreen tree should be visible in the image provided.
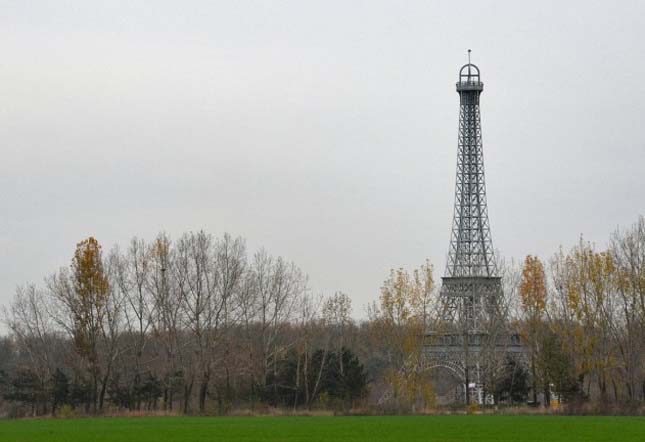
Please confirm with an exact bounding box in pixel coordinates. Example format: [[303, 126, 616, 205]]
[[4, 369, 45, 415], [494, 357, 529, 405], [50, 369, 70, 414]]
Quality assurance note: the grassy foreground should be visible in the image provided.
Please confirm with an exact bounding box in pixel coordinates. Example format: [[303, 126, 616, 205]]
[[0, 415, 644, 442]]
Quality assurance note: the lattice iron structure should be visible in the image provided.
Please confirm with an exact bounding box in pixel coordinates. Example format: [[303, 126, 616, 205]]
[[447, 60, 495, 280], [423, 52, 521, 405]]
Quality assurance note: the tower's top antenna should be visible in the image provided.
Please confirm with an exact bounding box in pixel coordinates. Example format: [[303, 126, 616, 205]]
[[468, 49, 471, 65]]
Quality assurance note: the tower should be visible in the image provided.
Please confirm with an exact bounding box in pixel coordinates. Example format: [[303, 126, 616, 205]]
[[424, 52, 520, 404]]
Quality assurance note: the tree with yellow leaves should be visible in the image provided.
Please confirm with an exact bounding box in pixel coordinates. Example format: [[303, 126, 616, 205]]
[[568, 243, 617, 401], [519, 255, 547, 405], [49, 237, 120, 413], [370, 260, 436, 411], [549, 239, 619, 402], [71, 237, 110, 358]]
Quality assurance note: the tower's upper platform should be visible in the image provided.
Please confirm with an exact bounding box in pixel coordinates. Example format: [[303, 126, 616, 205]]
[[456, 63, 483, 92]]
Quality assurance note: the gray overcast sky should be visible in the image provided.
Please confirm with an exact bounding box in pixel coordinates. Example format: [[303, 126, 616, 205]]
[[1, 1, 644, 318]]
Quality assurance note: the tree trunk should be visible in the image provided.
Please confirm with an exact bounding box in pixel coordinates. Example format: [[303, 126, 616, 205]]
[[304, 349, 310, 405], [543, 386, 550, 407], [309, 348, 328, 409], [465, 366, 470, 405], [99, 373, 109, 412], [531, 354, 537, 404], [293, 352, 301, 411], [183, 379, 193, 414], [92, 372, 99, 414], [199, 377, 209, 413], [612, 379, 619, 403]]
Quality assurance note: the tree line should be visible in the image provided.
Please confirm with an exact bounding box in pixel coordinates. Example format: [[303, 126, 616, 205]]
[[516, 215, 645, 409], [1, 233, 367, 416], [1, 215, 643, 416]]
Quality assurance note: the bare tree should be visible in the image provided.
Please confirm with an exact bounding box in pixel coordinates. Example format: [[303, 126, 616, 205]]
[[244, 250, 306, 405], [610, 216, 645, 401], [210, 233, 246, 413], [292, 290, 321, 409], [323, 292, 352, 376], [174, 231, 247, 413], [3, 285, 58, 414], [148, 233, 184, 410], [114, 238, 156, 384]]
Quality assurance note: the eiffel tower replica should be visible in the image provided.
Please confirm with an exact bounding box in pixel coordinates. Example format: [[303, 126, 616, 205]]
[[423, 52, 521, 404]]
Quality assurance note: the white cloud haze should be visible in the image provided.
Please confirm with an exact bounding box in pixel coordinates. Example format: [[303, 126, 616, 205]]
[[1, 0, 644, 319]]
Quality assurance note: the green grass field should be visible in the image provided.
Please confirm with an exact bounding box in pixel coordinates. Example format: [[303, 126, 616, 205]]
[[0, 415, 643, 442]]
